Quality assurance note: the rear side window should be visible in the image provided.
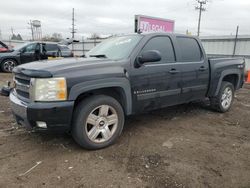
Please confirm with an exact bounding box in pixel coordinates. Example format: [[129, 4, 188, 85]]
[[176, 37, 202, 62], [45, 44, 58, 51], [141, 36, 175, 63]]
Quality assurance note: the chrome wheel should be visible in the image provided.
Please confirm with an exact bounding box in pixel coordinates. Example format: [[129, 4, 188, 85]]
[[85, 105, 118, 143], [221, 87, 233, 109], [3, 60, 15, 72]]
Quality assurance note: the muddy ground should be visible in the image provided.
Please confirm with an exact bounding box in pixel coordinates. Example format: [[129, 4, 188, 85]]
[[0, 73, 250, 188]]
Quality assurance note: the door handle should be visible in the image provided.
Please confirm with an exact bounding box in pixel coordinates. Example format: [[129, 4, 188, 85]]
[[199, 66, 207, 71], [169, 69, 180, 74]]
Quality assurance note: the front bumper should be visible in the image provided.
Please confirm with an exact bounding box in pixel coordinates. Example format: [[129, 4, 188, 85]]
[[10, 92, 74, 132]]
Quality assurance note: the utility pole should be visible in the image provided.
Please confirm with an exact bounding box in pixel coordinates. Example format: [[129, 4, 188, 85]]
[[70, 8, 76, 53], [195, 0, 207, 37], [71, 8, 76, 39], [233, 26, 239, 57], [10, 27, 14, 40], [11, 27, 14, 35]]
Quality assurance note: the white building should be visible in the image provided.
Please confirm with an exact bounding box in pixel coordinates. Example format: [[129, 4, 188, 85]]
[[200, 35, 250, 71]]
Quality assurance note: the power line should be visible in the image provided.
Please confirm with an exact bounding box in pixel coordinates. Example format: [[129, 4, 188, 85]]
[[195, 0, 207, 36]]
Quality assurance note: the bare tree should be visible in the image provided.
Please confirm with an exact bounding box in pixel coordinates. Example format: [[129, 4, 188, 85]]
[[42, 33, 62, 42]]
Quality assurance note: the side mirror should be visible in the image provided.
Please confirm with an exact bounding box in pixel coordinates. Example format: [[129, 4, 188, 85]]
[[135, 50, 161, 68]]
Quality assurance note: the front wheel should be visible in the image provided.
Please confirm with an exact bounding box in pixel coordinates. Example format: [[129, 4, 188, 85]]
[[72, 95, 124, 150], [210, 81, 234, 112], [1, 59, 17, 73]]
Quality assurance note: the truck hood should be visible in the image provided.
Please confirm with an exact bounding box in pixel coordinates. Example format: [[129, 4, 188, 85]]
[[13, 57, 124, 78]]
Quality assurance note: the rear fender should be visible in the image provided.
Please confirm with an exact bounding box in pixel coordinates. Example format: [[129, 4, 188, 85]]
[[215, 69, 241, 96]]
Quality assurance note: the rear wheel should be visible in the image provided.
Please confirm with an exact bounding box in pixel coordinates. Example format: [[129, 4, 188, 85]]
[[72, 95, 124, 150], [210, 81, 234, 112], [1, 59, 17, 73]]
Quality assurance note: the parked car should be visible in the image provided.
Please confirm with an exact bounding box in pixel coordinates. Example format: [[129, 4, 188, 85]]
[[58, 45, 74, 57], [43, 42, 60, 57], [0, 42, 71, 72], [7, 33, 245, 149], [0, 41, 9, 52]]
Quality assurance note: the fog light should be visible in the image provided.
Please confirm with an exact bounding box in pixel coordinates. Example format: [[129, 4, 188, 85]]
[[36, 121, 47, 129]]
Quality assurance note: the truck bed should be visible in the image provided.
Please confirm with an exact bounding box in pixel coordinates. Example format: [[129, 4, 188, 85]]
[[207, 57, 245, 97]]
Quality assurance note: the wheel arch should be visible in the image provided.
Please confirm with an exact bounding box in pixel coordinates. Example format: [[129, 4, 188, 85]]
[[69, 78, 132, 115], [1, 57, 19, 64], [0, 58, 19, 72], [215, 69, 241, 96]]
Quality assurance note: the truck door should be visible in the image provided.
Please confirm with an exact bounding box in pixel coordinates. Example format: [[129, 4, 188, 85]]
[[130, 36, 182, 113], [175, 36, 209, 102], [20, 43, 39, 63]]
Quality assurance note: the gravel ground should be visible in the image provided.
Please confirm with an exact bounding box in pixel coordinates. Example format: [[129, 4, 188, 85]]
[[0, 73, 250, 188]]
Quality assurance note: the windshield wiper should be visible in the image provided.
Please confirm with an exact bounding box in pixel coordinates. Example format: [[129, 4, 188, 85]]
[[89, 54, 107, 58]]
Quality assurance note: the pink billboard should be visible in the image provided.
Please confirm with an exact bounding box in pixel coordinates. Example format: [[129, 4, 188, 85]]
[[135, 15, 175, 33]]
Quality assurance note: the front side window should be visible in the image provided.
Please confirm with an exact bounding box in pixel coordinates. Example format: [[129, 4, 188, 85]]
[[141, 36, 175, 63], [23, 43, 37, 53], [176, 37, 202, 62], [86, 35, 143, 60]]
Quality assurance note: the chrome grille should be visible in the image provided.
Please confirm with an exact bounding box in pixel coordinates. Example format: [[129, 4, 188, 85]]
[[14, 73, 31, 100]]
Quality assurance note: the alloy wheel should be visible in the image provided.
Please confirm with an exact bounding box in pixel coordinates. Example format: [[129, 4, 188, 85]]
[[85, 105, 118, 143], [221, 87, 233, 109], [3, 60, 15, 72]]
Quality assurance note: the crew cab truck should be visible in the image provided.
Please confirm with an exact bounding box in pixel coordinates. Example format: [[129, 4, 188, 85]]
[[8, 33, 245, 149]]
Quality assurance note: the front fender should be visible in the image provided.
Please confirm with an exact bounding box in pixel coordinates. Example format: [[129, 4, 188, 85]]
[[68, 77, 132, 115], [0, 56, 20, 65]]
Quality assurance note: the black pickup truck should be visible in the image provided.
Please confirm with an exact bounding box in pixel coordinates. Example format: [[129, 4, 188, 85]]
[[7, 33, 245, 149]]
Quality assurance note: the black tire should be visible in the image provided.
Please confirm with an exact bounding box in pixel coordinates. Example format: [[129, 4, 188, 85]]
[[72, 95, 124, 150], [1, 59, 17, 73], [210, 81, 235, 113]]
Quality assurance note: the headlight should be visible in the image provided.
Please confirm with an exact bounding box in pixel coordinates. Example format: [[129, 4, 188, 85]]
[[30, 77, 67, 101]]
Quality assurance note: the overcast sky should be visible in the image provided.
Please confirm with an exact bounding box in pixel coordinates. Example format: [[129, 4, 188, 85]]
[[0, 0, 250, 40]]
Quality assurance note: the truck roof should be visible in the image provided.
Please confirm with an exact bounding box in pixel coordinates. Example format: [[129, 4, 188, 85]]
[[125, 32, 198, 39]]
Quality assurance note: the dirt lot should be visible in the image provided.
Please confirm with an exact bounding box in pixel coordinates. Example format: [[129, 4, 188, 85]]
[[0, 73, 250, 188]]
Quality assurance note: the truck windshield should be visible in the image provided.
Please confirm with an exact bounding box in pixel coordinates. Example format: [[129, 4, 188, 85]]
[[86, 35, 143, 60]]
